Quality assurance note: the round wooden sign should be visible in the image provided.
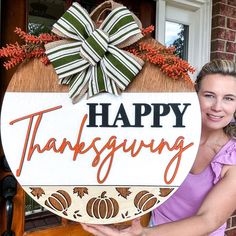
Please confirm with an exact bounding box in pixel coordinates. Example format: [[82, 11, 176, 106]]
[[1, 53, 201, 224]]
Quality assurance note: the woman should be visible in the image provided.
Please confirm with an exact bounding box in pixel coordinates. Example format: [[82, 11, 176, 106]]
[[81, 60, 236, 236]]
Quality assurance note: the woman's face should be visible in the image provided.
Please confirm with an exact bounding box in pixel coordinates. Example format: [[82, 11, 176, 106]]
[[198, 74, 236, 131]]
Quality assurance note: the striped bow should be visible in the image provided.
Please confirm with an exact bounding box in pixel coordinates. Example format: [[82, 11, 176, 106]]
[[45, 2, 144, 103]]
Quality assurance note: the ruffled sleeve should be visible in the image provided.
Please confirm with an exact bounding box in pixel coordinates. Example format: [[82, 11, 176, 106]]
[[211, 139, 236, 184]]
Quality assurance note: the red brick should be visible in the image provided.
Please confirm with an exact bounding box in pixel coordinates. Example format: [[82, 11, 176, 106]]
[[227, 18, 236, 30], [212, 28, 236, 41], [211, 52, 234, 60], [212, 15, 226, 27], [213, 0, 227, 4], [225, 229, 236, 236], [212, 3, 220, 15], [213, 3, 236, 17], [211, 39, 225, 51], [232, 216, 236, 227], [226, 217, 232, 228], [212, 28, 225, 40], [226, 30, 236, 41], [226, 42, 236, 53], [228, 0, 236, 7]]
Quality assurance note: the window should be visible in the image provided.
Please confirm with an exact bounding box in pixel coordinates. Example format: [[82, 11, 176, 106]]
[[155, 0, 212, 76], [165, 21, 189, 60]]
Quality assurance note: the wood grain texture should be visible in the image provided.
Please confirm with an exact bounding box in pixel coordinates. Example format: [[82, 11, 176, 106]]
[[7, 59, 67, 93], [127, 62, 194, 93], [13, 186, 25, 236], [7, 50, 194, 94]]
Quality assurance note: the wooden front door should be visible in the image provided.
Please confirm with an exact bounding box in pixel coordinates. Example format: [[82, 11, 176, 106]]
[[0, 1, 155, 235]]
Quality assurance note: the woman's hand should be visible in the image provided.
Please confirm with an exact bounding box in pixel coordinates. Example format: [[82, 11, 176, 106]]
[[81, 218, 147, 236]]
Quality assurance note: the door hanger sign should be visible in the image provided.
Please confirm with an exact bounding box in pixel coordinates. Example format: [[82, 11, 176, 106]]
[[1, 91, 201, 224]]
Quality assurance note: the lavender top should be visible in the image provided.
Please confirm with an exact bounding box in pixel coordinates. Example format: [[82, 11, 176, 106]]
[[151, 139, 236, 236]]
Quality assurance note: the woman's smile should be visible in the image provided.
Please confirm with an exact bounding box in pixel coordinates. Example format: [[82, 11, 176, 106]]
[[206, 113, 224, 122]]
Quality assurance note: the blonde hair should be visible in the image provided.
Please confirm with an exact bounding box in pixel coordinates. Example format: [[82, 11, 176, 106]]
[[195, 59, 236, 139]]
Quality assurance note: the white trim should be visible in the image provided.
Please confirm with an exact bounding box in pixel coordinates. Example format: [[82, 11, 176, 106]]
[[155, 0, 212, 77], [156, 0, 166, 43]]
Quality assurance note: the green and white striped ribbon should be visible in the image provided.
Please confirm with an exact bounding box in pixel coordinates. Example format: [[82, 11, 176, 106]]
[[46, 2, 144, 102]]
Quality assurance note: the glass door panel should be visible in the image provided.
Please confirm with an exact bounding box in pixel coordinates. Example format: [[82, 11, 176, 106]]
[[165, 21, 189, 60]]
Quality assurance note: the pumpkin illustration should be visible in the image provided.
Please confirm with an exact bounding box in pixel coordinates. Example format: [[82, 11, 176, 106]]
[[159, 188, 174, 197], [45, 190, 72, 216], [86, 191, 119, 219], [134, 190, 158, 212]]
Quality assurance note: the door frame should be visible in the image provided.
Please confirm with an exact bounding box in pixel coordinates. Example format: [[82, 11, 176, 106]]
[[155, 0, 212, 74]]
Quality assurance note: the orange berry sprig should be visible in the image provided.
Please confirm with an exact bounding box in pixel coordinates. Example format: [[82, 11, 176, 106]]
[[127, 28, 195, 83], [14, 27, 60, 44], [141, 25, 155, 36], [0, 27, 61, 70]]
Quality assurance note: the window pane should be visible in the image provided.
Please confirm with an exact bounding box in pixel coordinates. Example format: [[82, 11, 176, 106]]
[[28, 0, 97, 35], [165, 21, 189, 60], [28, 0, 66, 35]]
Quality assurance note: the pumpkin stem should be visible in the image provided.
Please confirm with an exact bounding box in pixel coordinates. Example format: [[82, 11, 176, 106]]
[[100, 191, 107, 198], [63, 210, 68, 216]]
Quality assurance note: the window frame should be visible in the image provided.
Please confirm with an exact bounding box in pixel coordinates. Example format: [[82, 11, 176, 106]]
[[155, 0, 212, 75]]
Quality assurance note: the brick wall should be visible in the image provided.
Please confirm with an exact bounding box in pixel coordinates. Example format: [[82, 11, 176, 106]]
[[211, 3, 236, 235], [226, 210, 236, 236], [211, 0, 236, 61]]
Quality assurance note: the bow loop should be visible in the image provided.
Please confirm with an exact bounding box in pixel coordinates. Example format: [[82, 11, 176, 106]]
[[53, 3, 94, 40], [99, 6, 141, 46], [45, 2, 144, 102]]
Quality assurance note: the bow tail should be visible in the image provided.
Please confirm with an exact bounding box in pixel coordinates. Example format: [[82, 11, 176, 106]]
[[59, 77, 71, 85], [100, 6, 142, 47], [105, 77, 121, 96], [88, 62, 120, 98], [68, 67, 92, 103]]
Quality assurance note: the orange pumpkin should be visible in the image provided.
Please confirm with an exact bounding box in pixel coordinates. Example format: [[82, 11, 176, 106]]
[[45, 190, 72, 216], [86, 191, 119, 219], [134, 190, 158, 212]]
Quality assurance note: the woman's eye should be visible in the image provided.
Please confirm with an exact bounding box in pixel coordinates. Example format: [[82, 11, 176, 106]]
[[224, 97, 234, 101], [204, 94, 214, 98]]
